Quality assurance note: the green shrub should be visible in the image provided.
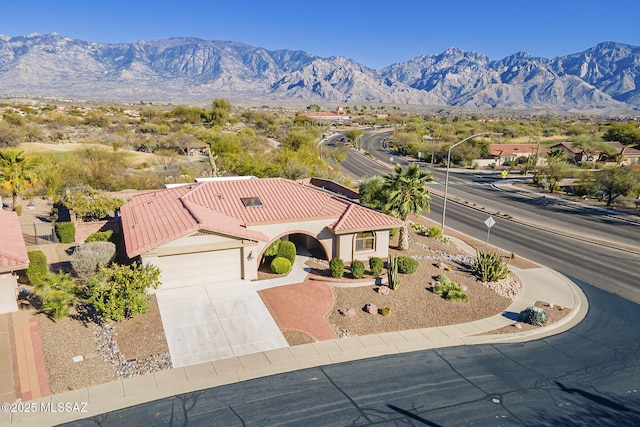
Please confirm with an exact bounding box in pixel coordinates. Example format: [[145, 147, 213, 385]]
[[379, 306, 391, 316], [389, 228, 398, 238], [434, 273, 452, 284], [55, 222, 76, 243], [369, 257, 384, 276], [473, 249, 510, 282], [396, 256, 418, 274], [277, 240, 296, 264], [27, 250, 48, 285], [270, 257, 292, 274], [351, 260, 365, 279], [427, 226, 443, 238], [433, 281, 469, 302], [71, 241, 116, 282], [85, 230, 113, 243], [33, 272, 77, 321], [329, 258, 344, 278], [519, 306, 549, 326], [85, 263, 160, 321], [14, 204, 23, 217], [263, 239, 281, 257]]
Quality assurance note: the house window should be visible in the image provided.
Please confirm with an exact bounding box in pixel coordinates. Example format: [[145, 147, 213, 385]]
[[355, 232, 375, 252]]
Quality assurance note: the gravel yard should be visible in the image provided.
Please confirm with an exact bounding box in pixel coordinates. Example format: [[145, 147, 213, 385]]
[[36, 296, 169, 394]]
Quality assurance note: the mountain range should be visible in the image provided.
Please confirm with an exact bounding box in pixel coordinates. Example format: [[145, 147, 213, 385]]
[[0, 33, 639, 112]]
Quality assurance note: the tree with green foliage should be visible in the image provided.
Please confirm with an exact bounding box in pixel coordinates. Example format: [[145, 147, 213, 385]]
[[539, 159, 570, 193], [210, 99, 232, 127], [63, 189, 125, 221], [358, 176, 387, 211], [594, 166, 640, 206], [85, 263, 160, 321], [604, 123, 640, 147], [0, 149, 38, 210], [382, 164, 433, 250]]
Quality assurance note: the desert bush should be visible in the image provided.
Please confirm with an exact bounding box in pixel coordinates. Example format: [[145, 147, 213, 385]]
[[396, 256, 418, 274], [55, 221, 75, 243], [351, 260, 365, 279], [433, 281, 469, 302], [71, 241, 116, 282], [63, 190, 125, 221], [473, 249, 510, 282], [329, 257, 345, 278], [379, 306, 391, 316], [410, 222, 427, 234], [277, 240, 296, 264], [33, 272, 77, 320], [263, 239, 281, 257], [270, 257, 292, 274], [26, 250, 48, 285], [434, 273, 452, 284], [427, 226, 443, 238], [85, 230, 113, 243], [519, 306, 549, 326], [369, 257, 384, 276]]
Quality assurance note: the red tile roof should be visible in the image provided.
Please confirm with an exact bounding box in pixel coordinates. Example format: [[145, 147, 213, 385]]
[[0, 210, 29, 272], [489, 144, 541, 158], [121, 178, 403, 257]]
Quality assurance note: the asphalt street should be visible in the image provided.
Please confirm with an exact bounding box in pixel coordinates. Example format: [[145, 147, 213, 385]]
[[63, 282, 640, 426]]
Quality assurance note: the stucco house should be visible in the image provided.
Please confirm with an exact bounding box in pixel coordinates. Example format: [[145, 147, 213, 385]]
[[0, 210, 29, 314], [120, 177, 402, 289]]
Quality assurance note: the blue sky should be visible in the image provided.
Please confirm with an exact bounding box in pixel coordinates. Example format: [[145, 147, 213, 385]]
[[2, 0, 639, 69]]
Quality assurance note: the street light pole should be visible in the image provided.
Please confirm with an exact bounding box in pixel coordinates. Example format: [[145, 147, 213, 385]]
[[441, 132, 501, 235]]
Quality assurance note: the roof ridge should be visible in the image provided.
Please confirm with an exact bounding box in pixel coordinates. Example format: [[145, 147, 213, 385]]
[[331, 202, 354, 231]]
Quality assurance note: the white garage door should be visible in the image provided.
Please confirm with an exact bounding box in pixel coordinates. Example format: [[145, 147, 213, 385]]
[[156, 249, 241, 288]]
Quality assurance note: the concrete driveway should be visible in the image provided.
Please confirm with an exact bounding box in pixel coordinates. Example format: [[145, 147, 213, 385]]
[[155, 280, 288, 368]]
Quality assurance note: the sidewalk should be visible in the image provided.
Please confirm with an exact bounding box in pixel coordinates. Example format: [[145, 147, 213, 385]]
[[1, 239, 588, 426]]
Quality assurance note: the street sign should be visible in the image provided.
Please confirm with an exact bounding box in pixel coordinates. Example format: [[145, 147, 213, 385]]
[[485, 216, 496, 228], [484, 216, 495, 247], [501, 170, 508, 179]]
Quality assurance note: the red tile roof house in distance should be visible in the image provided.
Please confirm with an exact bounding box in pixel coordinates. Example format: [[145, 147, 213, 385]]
[[473, 144, 544, 168], [0, 210, 29, 314], [120, 177, 403, 290]]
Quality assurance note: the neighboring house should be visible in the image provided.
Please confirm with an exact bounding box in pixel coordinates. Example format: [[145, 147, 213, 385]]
[[473, 143, 542, 167], [0, 210, 29, 314], [548, 141, 640, 165], [120, 177, 403, 289], [600, 141, 640, 165]]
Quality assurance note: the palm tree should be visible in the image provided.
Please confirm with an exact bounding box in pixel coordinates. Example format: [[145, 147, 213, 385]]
[[382, 164, 433, 250], [0, 149, 38, 210]]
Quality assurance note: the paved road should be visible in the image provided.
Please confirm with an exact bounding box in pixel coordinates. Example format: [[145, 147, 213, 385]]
[[64, 282, 640, 426]]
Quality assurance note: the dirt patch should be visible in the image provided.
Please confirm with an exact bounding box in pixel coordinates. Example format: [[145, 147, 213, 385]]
[[477, 301, 572, 335], [112, 296, 169, 361]]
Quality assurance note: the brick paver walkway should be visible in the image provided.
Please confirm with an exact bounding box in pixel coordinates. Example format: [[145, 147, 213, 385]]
[[11, 313, 50, 401], [259, 279, 338, 341]]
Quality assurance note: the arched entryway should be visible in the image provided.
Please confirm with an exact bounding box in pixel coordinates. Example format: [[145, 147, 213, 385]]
[[258, 232, 329, 275]]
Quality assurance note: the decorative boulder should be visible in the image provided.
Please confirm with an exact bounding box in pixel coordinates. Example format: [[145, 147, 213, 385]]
[[364, 303, 378, 314], [437, 262, 449, 270], [377, 286, 391, 296], [338, 307, 357, 318]]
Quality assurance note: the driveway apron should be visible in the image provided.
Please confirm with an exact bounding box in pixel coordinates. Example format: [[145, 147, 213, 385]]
[[155, 280, 288, 368]]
